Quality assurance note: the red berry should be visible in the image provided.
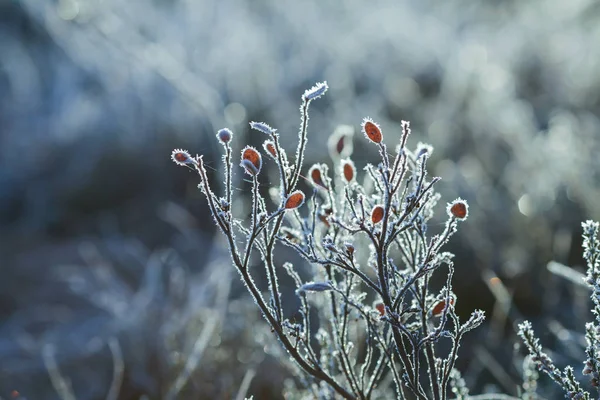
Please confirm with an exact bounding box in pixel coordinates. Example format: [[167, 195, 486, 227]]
[[432, 298, 455, 316], [285, 190, 305, 210], [263, 141, 277, 158], [362, 118, 383, 144], [241, 146, 262, 176], [341, 159, 355, 182], [217, 128, 232, 143], [371, 205, 384, 224], [309, 165, 327, 189], [447, 199, 468, 220], [171, 149, 195, 166]]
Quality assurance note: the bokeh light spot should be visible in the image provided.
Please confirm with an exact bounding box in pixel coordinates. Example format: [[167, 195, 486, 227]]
[[57, 0, 79, 21], [224, 102, 247, 125], [518, 194, 534, 216]]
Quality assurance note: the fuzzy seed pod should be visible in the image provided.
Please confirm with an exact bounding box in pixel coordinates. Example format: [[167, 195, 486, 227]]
[[171, 149, 196, 166], [263, 140, 278, 159], [432, 298, 455, 317], [309, 165, 327, 189], [335, 135, 345, 154], [371, 205, 384, 224], [447, 199, 468, 220], [362, 118, 383, 144], [341, 159, 356, 183], [240, 146, 262, 176], [285, 190, 305, 210], [216, 128, 233, 144], [327, 125, 354, 159]]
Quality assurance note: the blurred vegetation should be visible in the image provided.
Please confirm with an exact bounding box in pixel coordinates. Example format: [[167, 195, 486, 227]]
[[1, 0, 600, 398]]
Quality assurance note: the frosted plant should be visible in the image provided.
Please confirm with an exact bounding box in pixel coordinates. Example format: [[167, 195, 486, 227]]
[[172, 82, 485, 399], [518, 220, 600, 399]]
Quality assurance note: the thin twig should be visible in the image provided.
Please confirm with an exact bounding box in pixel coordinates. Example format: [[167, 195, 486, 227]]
[[106, 337, 124, 400], [234, 368, 257, 400], [42, 344, 76, 400], [165, 311, 219, 400]]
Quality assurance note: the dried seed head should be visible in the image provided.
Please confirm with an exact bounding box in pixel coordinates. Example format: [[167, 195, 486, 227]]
[[250, 121, 275, 135], [263, 140, 278, 159], [341, 159, 356, 183], [285, 190, 305, 210], [296, 281, 332, 295], [375, 303, 385, 316], [401, 120, 411, 136], [258, 212, 267, 224], [171, 149, 196, 166], [309, 164, 327, 189], [415, 142, 433, 159], [362, 118, 383, 144], [432, 298, 455, 317], [371, 205, 384, 224], [216, 128, 232, 144], [219, 198, 230, 211], [447, 198, 468, 220], [240, 146, 262, 176], [303, 81, 328, 101]]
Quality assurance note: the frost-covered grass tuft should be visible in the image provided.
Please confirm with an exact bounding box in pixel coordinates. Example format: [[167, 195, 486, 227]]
[[517, 220, 600, 399]]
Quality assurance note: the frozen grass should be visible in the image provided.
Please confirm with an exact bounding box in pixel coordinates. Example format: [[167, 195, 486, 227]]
[[173, 82, 485, 399]]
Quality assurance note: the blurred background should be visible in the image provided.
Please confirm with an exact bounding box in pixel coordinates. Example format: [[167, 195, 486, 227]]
[[2, 0, 600, 398]]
